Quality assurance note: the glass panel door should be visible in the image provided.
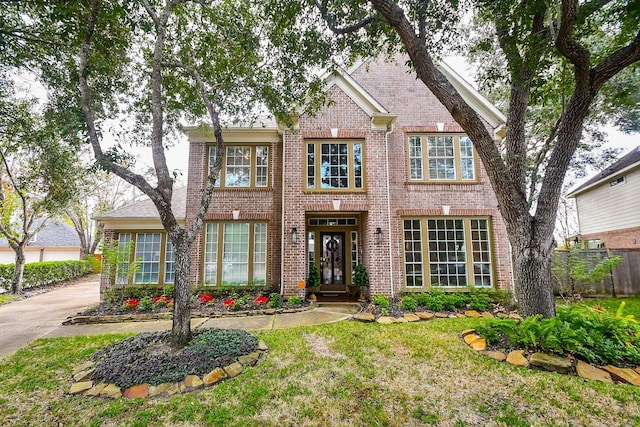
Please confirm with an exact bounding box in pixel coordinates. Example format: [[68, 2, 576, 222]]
[[320, 232, 345, 289]]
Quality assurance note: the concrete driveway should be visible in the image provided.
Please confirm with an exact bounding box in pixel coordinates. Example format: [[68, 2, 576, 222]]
[[0, 279, 99, 360]]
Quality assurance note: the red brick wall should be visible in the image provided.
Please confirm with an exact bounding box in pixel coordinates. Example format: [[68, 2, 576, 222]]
[[580, 226, 640, 249]]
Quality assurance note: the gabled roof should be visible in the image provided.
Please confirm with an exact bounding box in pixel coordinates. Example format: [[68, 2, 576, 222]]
[[0, 218, 80, 248], [567, 146, 640, 197], [95, 187, 187, 221]]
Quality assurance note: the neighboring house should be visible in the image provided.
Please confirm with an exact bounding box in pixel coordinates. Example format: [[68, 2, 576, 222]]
[[97, 55, 513, 298], [0, 218, 83, 264], [567, 145, 640, 249]]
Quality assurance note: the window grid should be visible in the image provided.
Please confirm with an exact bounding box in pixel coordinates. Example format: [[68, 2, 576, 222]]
[[470, 219, 492, 287], [403, 220, 424, 288], [115, 233, 132, 285], [351, 231, 359, 280], [408, 136, 424, 180], [203, 223, 219, 284], [428, 136, 456, 180], [207, 146, 221, 187], [222, 223, 250, 284], [253, 223, 267, 285], [307, 144, 316, 188], [208, 145, 269, 188], [225, 146, 251, 187], [428, 219, 467, 287], [322, 143, 349, 188], [255, 146, 269, 187], [459, 137, 475, 180], [164, 239, 175, 284], [134, 233, 161, 284], [306, 141, 364, 191]]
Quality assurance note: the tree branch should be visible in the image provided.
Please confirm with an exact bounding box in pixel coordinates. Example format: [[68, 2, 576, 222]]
[[314, 0, 375, 35]]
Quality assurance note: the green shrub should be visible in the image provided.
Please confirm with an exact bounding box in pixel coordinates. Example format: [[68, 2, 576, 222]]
[[468, 291, 491, 311], [477, 303, 640, 365], [0, 259, 92, 291], [103, 285, 162, 303], [139, 296, 153, 311], [373, 295, 390, 310], [268, 292, 282, 308], [288, 296, 302, 305], [401, 295, 418, 312]]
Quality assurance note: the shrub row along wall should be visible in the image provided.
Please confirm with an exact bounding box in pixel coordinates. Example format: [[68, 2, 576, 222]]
[[0, 260, 93, 290]]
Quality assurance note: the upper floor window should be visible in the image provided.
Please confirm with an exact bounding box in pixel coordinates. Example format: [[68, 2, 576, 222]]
[[306, 141, 364, 191], [208, 145, 269, 188], [408, 135, 475, 182]]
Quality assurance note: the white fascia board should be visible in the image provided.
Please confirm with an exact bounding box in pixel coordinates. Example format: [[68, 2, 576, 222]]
[[183, 126, 281, 143], [438, 62, 506, 129], [325, 68, 389, 117]]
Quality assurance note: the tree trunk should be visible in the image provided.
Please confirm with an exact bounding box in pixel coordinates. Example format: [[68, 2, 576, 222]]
[[512, 242, 556, 318], [11, 249, 26, 295], [170, 240, 192, 348]]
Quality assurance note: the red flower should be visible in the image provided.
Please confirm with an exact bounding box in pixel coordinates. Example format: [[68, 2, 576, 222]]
[[592, 305, 604, 311], [199, 294, 214, 304], [123, 298, 139, 309], [153, 296, 171, 307], [255, 295, 268, 305], [223, 299, 235, 307]]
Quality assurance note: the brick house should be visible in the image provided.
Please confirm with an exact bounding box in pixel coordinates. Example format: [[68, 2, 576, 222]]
[[97, 56, 513, 298]]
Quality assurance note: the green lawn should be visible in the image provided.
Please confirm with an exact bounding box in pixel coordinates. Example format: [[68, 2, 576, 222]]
[[1, 319, 639, 426]]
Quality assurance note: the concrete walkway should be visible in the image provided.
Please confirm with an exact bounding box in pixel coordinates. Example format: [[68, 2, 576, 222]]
[[0, 277, 360, 360], [0, 279, 100, 360]]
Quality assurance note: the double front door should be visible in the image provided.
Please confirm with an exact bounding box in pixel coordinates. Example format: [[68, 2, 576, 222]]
[[320, 232, 345, 292]]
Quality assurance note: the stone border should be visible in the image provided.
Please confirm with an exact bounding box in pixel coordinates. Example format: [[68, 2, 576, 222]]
[[68, 340, 270, 399], [64, 305, 314, 325], [461, 329, 640, 386], [353, 309, 522, 324]]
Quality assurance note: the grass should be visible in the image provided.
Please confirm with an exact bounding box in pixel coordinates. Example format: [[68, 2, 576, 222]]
[[0, 294, 19, 306], [1, 319, 640, 426], [559, 296, 640, 318]]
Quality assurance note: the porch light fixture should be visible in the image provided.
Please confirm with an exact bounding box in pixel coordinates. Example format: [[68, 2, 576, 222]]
[[291, 227, 298, 244], [375, 227, 383, 244]]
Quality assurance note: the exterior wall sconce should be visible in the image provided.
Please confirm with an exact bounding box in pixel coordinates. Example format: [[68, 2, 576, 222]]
[[375, 227, 383, 244], [291, 227, 298, 245]]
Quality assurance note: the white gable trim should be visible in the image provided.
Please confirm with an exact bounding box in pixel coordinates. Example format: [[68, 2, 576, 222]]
[[324, 68, 390, 117]]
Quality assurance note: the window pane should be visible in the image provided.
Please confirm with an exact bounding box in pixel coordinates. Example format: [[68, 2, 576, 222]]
[[321, 143, 349, 188], [460, 137, 475, 180], [255, 146, 269, 187], [428, 219, 467, 287], [222, 223, 249, 285], [134, 233, 161, 284], [306, 144, 315, 189], [164, 239, 174, 284], [207, 146, 221, 187], [253, 223, 267, 285], [204, 223, 218, 285], [408, 136, 424, 180], [428, 136, 456, 180], [470, 219, 492, 287], [116, 233, 132, 284], [353, 143, 363, 188], [403, 220, 423, 288], [225, 146, 251, 187]]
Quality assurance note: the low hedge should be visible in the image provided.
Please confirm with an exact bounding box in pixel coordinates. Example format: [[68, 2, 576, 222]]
[[0, 259, 93, 290]]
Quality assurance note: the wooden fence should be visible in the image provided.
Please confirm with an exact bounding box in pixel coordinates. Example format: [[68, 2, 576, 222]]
[[553, 248, 640, 296]]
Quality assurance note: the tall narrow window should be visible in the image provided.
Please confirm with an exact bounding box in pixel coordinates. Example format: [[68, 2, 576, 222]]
[[134, 233, 161, 284], [204, 223, 219, 285], [222, 223, 249, 285], [253, 223, 267, 284], [115, 233, 132, 285], [306, 141, 365, 191], [255, 146, 269, 187], [403, 220, 424, 288], [459, 137, 475, 180], [470, 219, 492, 287], [408, 136, 424, 180], [164, 239, 175, 284]]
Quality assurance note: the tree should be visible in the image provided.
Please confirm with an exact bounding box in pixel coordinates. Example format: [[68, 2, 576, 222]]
[[0, 85, 81, 294], [8, 0, 333, 346], [314, 0, 640, 317]]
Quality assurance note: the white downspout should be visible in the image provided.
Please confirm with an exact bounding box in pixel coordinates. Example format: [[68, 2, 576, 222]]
[[280, 132, 286, 296]]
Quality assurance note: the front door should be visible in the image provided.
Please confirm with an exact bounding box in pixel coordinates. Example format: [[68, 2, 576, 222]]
[[320, 232, 345, 292]]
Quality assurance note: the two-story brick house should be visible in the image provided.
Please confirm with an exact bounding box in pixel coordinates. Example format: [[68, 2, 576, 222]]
[[97, 55, 513, 298]]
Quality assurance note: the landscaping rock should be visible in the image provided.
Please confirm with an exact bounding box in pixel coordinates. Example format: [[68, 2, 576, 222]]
[[460, 329, 476, 338], [72, 361, 95, 376], [508, 313, 522, 321], [69, 381, 93, 395], [464, 310, 481, 318], [403, 313, 421, 322], [496, 313, 508, 319], [257, 340, 269, 351], [149, 383, 175, 397], [203, 368, 228, 385], [480, 351, 507, 362], [184, 375, 204, 390], [84, 383, 108, 396], [264, 308, 277, 315], [464, 334, 481, 345], [394, 317, 409, 323], [576, 361, 613, 383], [601, 366, 640, 386], [73, 367, 95, 382], [481, 312, 494, 319], [377, 316, 395, 324], [506, 350, 530, 368], [415, 312, 434, 320], [99, 383, 122, 399], [354, 313, 375, 322], [123, 384, 149, 399], [435, 312, 449, 318], [456, 313, 467, 318], [238, 351, 261, 366], [470, 338, 487, 351], [529, 353, 573, 374], [223, 362, 243, 378]]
